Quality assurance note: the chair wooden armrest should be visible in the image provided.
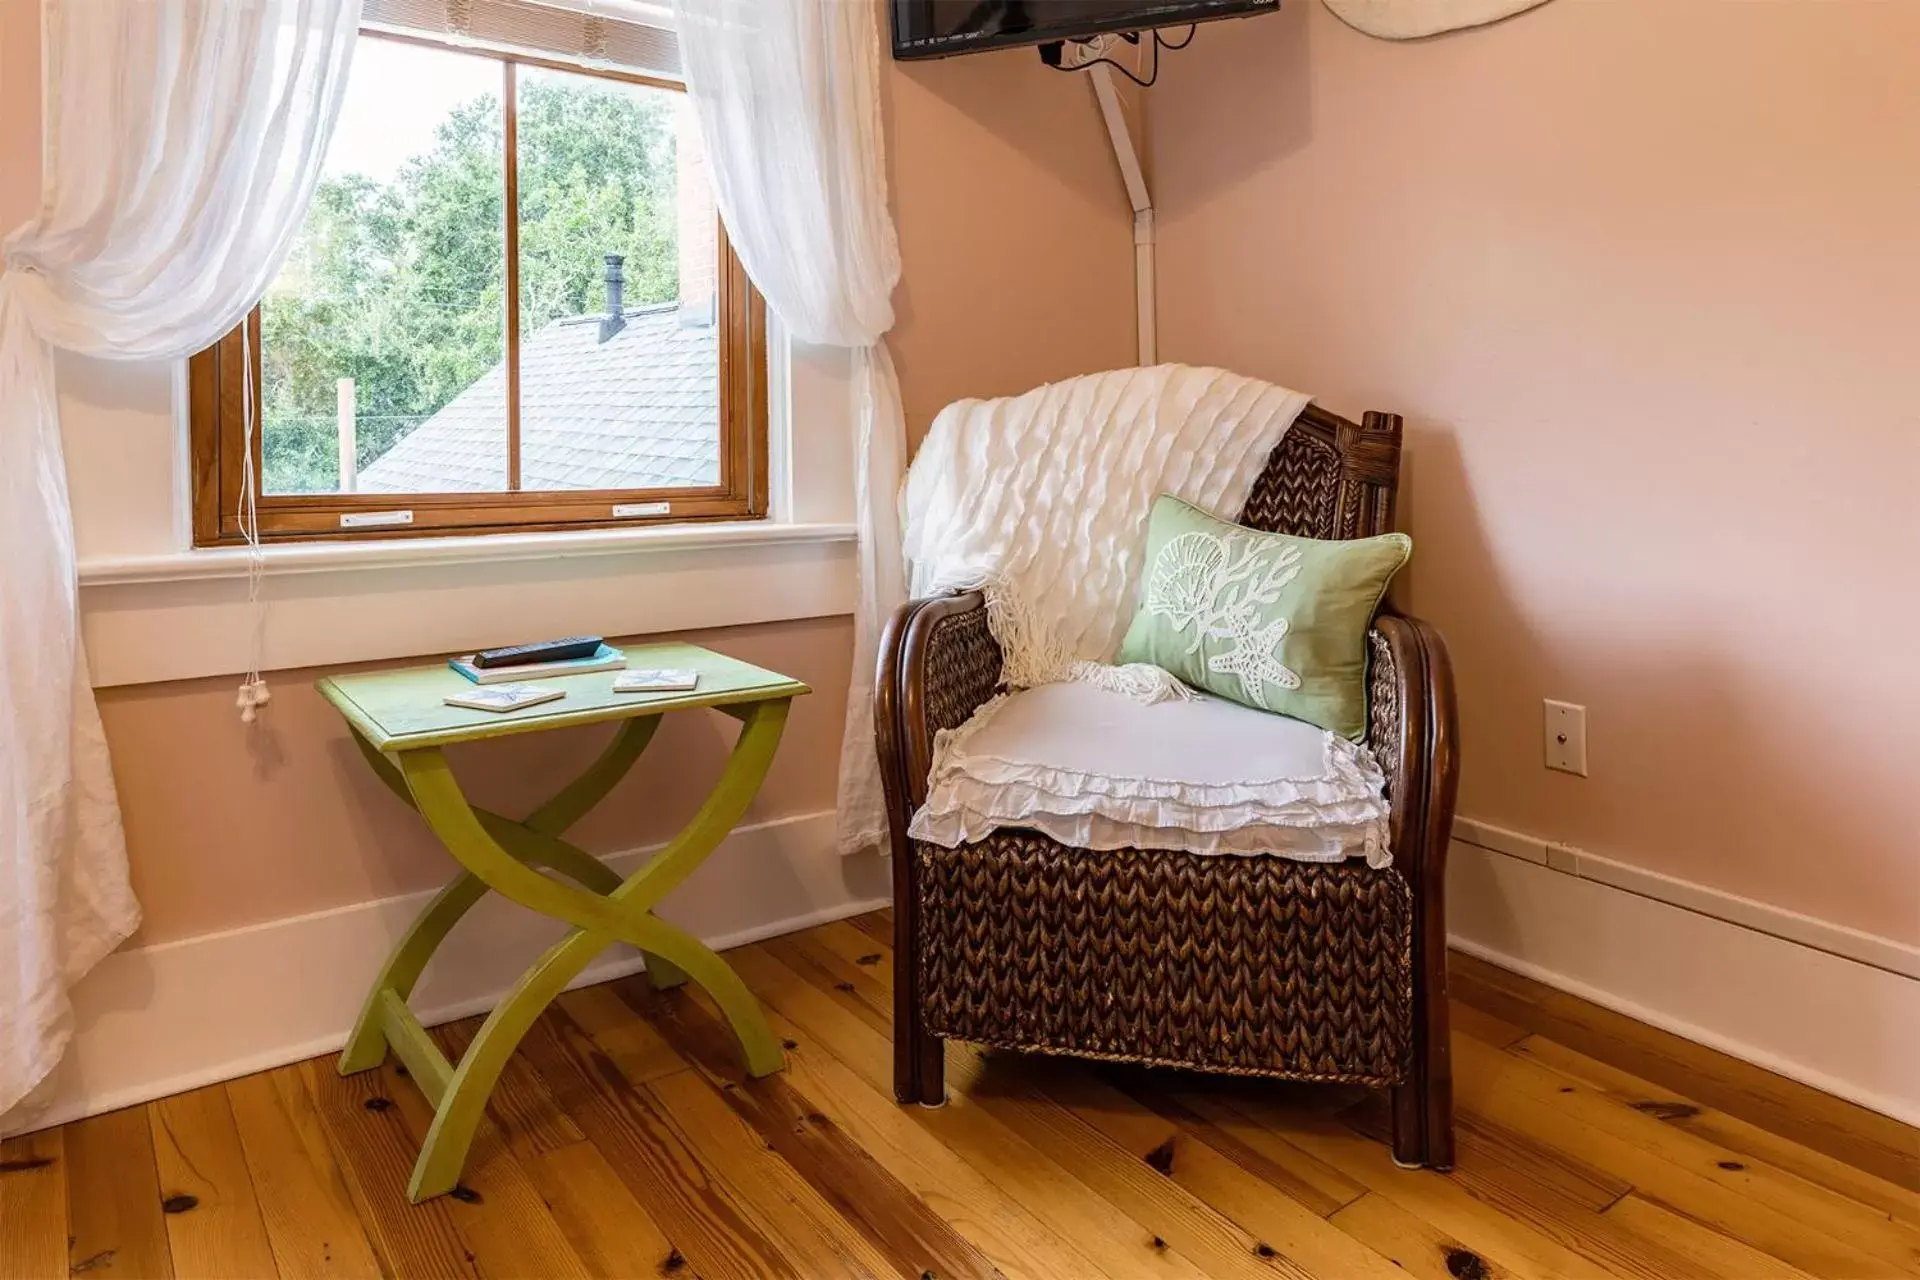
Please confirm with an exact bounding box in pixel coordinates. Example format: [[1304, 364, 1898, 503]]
[[874, 589, 1002, 1101], [1368, 609, 1462, 1167], [875, 591, 1002, 822]]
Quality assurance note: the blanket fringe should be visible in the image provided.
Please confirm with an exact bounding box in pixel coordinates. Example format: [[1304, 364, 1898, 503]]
[[965, 575, 1195, 703], [1064, 660, 1195, 703]]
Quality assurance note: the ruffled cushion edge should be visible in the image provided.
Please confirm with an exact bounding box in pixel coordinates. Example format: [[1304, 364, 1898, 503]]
[[909, 690, 1393, 868], [915, 774, 1389, 835], [910, 804, 1391, 869], [925, 690, 1388, 797]]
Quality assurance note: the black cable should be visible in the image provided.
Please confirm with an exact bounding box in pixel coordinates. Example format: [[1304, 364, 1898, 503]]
[[1045, 21, 1198, 88], [1075, 49, 1159, 87]]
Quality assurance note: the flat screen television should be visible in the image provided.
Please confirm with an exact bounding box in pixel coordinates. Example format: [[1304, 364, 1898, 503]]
[[891, 0, 1278, 60]]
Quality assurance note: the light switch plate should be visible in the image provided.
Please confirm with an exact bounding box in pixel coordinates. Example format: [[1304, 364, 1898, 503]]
[[1544, 700, 1588, 776]]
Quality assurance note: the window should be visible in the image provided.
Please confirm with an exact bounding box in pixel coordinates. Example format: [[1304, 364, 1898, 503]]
[[190, 32, 766, 544]]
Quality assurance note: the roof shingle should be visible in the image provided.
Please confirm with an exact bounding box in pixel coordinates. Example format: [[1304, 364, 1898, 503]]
[[358, 302, 718, 493]]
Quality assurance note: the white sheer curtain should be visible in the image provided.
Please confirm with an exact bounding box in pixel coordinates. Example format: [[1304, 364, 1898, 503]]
[[0, 0, 360, 1121], [672, 0, 904, 857]]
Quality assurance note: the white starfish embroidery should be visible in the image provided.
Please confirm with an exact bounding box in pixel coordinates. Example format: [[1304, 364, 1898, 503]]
[[1143, 526, 1303, 706], [1205, 612, 1301, 710]]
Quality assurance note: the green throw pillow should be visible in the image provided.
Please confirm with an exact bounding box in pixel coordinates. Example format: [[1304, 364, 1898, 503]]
[[1116, 496, 1411, 738]]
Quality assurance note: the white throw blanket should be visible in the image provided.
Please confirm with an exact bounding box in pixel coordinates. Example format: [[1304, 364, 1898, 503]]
[[902, 364, 1312, 696]]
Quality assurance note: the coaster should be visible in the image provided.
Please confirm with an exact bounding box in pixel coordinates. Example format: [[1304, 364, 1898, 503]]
[[445, 684, 565, 713], [613, 668, 700, 693]]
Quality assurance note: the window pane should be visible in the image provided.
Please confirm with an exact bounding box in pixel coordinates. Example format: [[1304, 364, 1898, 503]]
[[513, 65, 721, 492], [260, 38, 507, 495]]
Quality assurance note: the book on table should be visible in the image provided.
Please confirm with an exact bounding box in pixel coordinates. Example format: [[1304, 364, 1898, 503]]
[[449, 644, 626, 684]]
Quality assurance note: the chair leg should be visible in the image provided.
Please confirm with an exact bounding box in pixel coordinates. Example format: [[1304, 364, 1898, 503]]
[[892, 936, 923, 1104], [914, 1031, 946, 1106], [1390, 919, 1456, 1169], [888, 900, 946, 1106], [1389, 1074, 1427, 1168], [1423, 1051, 1455, 1170], [892, 974, 945, 1106], [891, 861, 947, 1105], [1421, 974, 1456, 1170], [1414, 831, 1456, 1170], [1388, 1037, 1456, 1168]]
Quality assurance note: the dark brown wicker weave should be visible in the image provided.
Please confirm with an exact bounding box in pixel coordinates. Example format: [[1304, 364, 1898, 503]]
[[875, 404, 1460, 1169]]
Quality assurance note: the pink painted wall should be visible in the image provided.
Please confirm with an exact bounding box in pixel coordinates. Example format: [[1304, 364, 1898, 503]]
[[99, 618, 856, 947], [887, 44, 1139, 440], [1151, 0, 1920, 943], [0, 0, 1136, 947]]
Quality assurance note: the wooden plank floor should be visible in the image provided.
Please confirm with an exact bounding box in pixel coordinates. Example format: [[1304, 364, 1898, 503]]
[[4, 910, 1916, 1280]]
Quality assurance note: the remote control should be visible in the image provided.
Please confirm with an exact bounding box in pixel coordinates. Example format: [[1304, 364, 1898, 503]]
[[472, 636, 604, 669]]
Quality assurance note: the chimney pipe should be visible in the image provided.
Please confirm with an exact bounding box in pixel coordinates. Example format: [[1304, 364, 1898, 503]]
[[598, 254, 626, 343]]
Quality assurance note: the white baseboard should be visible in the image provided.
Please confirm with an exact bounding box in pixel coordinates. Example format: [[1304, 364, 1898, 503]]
[[1452, 817, 1920, 981], [1448, 832, 1920, 1127], [22, 803, 1912, 1136], [6, 809, 887, 1138]]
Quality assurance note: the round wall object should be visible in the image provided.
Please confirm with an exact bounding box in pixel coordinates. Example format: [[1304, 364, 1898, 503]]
[[1321, 0, 1554, 39]]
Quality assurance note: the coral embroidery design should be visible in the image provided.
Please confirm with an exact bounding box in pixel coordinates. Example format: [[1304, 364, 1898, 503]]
[[1143, 529, 1303, 709]]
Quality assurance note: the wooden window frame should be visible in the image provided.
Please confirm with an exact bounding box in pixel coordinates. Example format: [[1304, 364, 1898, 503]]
[[190, 32, 768, 547]]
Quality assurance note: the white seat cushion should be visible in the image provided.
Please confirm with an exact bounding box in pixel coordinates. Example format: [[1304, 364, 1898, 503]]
[[908, 682, 1391, 867]]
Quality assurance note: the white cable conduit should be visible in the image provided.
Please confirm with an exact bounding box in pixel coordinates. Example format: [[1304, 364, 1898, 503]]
[[1088, 63, 1156, 366]]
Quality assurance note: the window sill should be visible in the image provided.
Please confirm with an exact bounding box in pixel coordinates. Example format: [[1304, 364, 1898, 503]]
[[78, 519, 856, 586], [79, 521, 860, 688]]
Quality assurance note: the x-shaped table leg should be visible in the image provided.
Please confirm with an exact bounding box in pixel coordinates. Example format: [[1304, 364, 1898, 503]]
[[337, 698, 791, 1201]]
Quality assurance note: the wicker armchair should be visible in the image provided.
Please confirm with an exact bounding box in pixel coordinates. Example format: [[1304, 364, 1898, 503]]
[[874, 404, 1460, 1168]]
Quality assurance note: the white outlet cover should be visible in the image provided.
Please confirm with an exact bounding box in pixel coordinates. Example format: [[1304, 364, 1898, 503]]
[[1544, 699, 1588, 776]]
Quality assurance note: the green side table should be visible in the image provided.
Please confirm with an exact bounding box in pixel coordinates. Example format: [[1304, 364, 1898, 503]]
[[317, 642, 808, 1202]]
